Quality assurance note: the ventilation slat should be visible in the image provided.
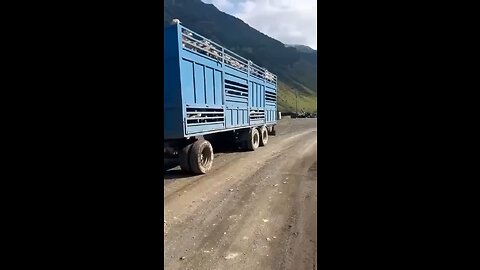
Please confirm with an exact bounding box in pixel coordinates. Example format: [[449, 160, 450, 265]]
[[186, 107, 225, 126]]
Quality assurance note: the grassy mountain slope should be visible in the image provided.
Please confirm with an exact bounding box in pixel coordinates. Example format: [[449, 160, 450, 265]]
[[164, 0, 317, 112]]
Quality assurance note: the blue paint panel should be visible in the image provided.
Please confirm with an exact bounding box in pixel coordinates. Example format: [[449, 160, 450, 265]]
[[205, 67, 215, 105], [164, 24, 277, 139], [239, 110, 244, 124], [252, 83, 256, 107], [230, 94, 247, 101], [214, 70, 223, 106], [224, 66, 248, 78], [186, 123, 225, 135], [248, 76, 264, 85], [226, 96, 248, 104], [261, 85, 265, 107], [164, 25, 185, 139], [225, 108, 249, 128], [248, 81, 266, 109], [226, 104, 248, 111], [266, 109, 276, 123], [225, 73, 248, 86], [233, 109, 238, 125], [257, 84, 262, 108], [255, 83, 258, 107], [266, 86, 276, 93], [225, 109, 232, 127], [257, 84, 261, 107], [180, 59, 195, 105], [253, 84, 257, 107], [194, 63, 205, 105], [248, 81, 255, 107]]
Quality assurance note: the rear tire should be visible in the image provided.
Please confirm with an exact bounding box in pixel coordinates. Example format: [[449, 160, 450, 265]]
[[179, 143, 192, 172], [259, 126, 268, 146], [189, 140, 214, 174], [245, 128, 260, 151]]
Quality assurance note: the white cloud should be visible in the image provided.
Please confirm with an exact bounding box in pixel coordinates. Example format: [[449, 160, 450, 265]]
[[205, 0, 235, 11], [202, 0, 317, 50]]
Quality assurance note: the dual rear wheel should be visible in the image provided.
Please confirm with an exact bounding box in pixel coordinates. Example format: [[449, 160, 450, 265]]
[[179, 139, 214, 174], [259, 126, 268, 146], [179, 126, 272, 174], [242, 126, 269, 151]]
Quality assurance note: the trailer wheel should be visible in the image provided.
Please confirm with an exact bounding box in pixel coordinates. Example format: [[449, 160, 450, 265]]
[[179, 143, 192, 172], [245, 128, 260, 151], [259, 126, 268, 146], [189, 140, 214, 174]]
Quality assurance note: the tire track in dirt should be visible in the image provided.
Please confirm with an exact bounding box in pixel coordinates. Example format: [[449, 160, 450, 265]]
[[163, 118, 297, 197], [164, 128, 316, 217]]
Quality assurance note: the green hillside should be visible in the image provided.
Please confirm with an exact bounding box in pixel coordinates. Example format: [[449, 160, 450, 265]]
[[164, 0, 317, 113]]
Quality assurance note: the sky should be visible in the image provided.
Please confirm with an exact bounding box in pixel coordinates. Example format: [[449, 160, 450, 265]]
[[201, 0, 317, 50]]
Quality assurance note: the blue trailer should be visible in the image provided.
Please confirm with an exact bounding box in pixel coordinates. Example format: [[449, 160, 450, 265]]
[[164, 21, 277, 174]]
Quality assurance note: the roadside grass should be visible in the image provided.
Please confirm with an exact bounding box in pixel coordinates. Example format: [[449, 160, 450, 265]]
[[277, 81, 317, 113]]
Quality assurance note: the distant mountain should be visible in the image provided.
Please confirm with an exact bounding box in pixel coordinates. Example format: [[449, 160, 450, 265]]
[[164, 0, 317, 112]]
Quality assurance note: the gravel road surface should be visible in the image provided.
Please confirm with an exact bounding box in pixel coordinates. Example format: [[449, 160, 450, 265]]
[[164, 118, 317, 270]]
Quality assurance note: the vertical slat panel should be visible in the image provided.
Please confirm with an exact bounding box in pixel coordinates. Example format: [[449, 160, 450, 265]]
[[253, 83, 257, 107], [256, 83, 260, 107], [254, 85, 256, 107], [259, 85, 262, 108], [259, 85, 262, 107], [181, 59, 195, 104], [257, 83, 260, 107], [262, 85, 265, 107], [252, 82, 256, 107], [225, 109, 231, 127], [249, 82, 253, 107], [233, 109, 237, 125], [214, 70, 223, 106], [205, 67, 214, 105], [194, 63, 205, 105]]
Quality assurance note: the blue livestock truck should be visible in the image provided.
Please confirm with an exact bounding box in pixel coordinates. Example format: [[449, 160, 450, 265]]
[[164, 22, 277, 174]]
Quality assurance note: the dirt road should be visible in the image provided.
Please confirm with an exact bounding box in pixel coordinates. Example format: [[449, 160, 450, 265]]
[[164, 118, 317, 270]]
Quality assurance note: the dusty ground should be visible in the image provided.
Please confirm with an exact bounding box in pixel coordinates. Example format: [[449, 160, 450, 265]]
[[164, 118, 317, 270]]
